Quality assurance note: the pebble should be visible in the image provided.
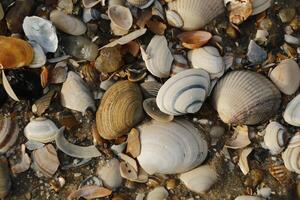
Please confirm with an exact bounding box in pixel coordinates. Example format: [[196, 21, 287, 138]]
[[247, 40, 267, 64]]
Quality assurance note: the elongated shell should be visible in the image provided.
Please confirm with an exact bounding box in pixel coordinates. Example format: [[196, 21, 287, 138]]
[[282, 133, 300, 174], [127, 0, 155, 9], [50, 10, 87, 35], [252, 0, 272, 15], [212, 70, 281, 125], [96, 81, 144, 140], [137, 119, 208, 174], [179, 165, 218, 194], [0, 116, 19, 153], [168, 0, 225, 31], [157, 69, 210, 115], [0, 156, 11, 198], [0, 36, 33, 68], [24, 117, 59, 143], [283, 94, 300, 126], [264, 122, 287, 155], [141, 35, 173, 78], [61, 72, 95, 114], [29, 41, 46, 68]]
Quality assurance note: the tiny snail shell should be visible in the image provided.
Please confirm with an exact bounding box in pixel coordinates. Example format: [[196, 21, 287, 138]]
[[0, 116, 19, 153], [0, 156, 11, 198], [283, 93, 300, 126], [264, 122, 287, 155], [282, 133, 300, 174]]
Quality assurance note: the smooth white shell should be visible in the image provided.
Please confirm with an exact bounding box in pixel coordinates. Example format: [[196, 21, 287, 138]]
[[235, 196, 263, 200], [264, 122, 286, 155], [166, 10, 183, 28], [283, 94, 300, 126], [108, 5, 133, 36], [137, 119, 208, 175], [97, 158, 122, 189], [29, 41, 46, 68], [146, 187, 168, 200], [282, 133, 300, 174]]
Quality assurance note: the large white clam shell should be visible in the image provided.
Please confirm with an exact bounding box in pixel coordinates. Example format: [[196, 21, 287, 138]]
[[127, 0, 155, 9], [188, 46, 225, 79], [29, 41, 46, 68], [141, 35, 173, 78], [283, 94, 300, 126], [235, 196, 263, 200], [23, 16, 58, 53], [168, 0, 225, 31], [108, 5, 133, 36], [156, 69, 210, 116], [264, 122, 286, 155], [282, 133, 300, 174], [179, 165, 218, 194], [24, 117, 59, 143], [137, 119, 208, 175], [252, 0, 272, 16], [61, 71, 96, 114]]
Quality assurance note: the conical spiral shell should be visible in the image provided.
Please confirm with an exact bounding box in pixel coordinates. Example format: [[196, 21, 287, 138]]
[[137, 119, 208, 174], [212, 70, 281, 125], [168, 0, 225, 31], [96, 81, 144, 140], [282, 133, 300, 174]]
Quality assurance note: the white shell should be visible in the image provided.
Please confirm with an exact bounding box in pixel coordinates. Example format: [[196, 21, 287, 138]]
[[166, 10, 183, 28], [179, 165, 218, 194], [141, 35, 174, 78], [146, 187, 168, 200], [29, 41, 46, 68], [108, 5, 133, 36], [269, 59, 300, 95], [282, 133, 300, 174], [137, 119, 208, 175], [61, 71, 96, 114], [82, 0, 101, 8], [264, 122, 287, 155], [24, 117, 59, 143], [50, 10, 87, 36], [168, 0, 225, 31], [284, 34, 300, 45], [252, 0, 272, 16], [156, 69, 210, 115], [96, 158, 122, 189], [127, 0, 155, 9], [23, 16, 58, 53], [171, 54, 189, 76], [283, 94, 300, 126], [188, 46, 225, 79], [235, 196, 263, 200]]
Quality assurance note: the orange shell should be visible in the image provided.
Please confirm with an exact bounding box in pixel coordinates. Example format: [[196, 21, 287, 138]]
[[177, 31, 212, 49], [0, 36, 33, 68]]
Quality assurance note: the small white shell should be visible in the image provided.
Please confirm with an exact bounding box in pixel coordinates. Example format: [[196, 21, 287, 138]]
[[252, 0, 272, 16], [108, 5, 133, 36], [235, 196, 263, 200], [282, 133, 300, 174], [146, 187, 168, 200], [264, 122, 287, 155], [127, 0, 155, 9], [283, 94, 300, 126], [179, 165, 218, 194], [188, 46, 225, 79], [96, 158, 122, 189], [29, 41, 46, 68], [23, 16, 58, 53], [24, 117, 59, 143], [166, 10, 183, 28]]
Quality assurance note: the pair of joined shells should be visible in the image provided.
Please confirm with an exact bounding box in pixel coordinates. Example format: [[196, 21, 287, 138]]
[[108, 5, 133, 36], [282, 133, 300, 174], [212, 70, 281, 125], [137, 119, 208, 174], [0, 116, 19, 154], [263, 122, 287, 155], [283, 94, 300, 126]]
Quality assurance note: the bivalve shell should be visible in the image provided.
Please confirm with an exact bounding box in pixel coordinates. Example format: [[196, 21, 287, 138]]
[[146, 187, 168, 200], [166, 10, 183, 28], [177, 31, 212, 49], [127, 0, 155, 9], [282, 133, 300, 174], [140, 81, 162, 98], [283, 94, 300, 126], [29, 41, 46, 68], [235, 196, 263, 200], [83, 0, 102, 8], [252, 0, 272, 16], [143, 98, 174, 122], [97, 158, 122, 189], [108, 5, 133, 36], [0, 116, 19, 154], [264, 122, 287, 155], [137, 119, 208, 174], [0, 156, 11, 198], [212, 70, 281, 125]]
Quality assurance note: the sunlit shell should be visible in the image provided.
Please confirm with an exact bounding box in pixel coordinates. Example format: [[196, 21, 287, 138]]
[[264, 122, 287, 155], [127, 0, 155, 9], [23, 16, 58, 53], [108, 5, 133, 36], [177, 31, 212, 49], [252, 0, 272, 15], [141, 35, 173, 78], [0, 36, 33, 68], [157, 69, 210, 116], [168, 0, 225, 31], [0, 116, 19, 154], [24, 117, 59, 143], [96, 81, 144, 140], [83, 0, 102, 8], [282, 133, 300, 174], [212, 70, 281, 125], [0, 156, 11, 198], [166, 10, 183, 28], [137, 119, 208, 174], [97, 158, 122, 189], [29, 41, 46, 68], [50, 10, 87, 35], [283, 94, 300, 126], [143, 98, 174, 122], [235, 196, 263, 200], [140, 81, 162, 98], [188, 46, 225, 79]]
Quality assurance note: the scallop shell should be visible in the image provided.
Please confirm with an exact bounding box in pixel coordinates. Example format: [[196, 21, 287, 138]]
[[29, 41, 46, 68], [166, 10, 183, 28], [168, 0, 225, 31], [269, 59, 300, 95], [0, 36, 33, 68], [156, 69, 210, 116], [264, 122, 287, 155], [23, 16, 58, 53], [282, 133, 300, 174], [283, 94, 300, 126], [146, 187, 168, 200], [188, 46, 225, 79], [50, 10, 87, 36], [177, 31, 212, 49], [61, 71, 96, 114], [179, 165, 218, 194], [24, 117, 59, 143], [212, 70, 281, 125], [140, 81, 162, 98], [235, 196, 263, 200], [252, 0, 272, 16], [0, 156, 11, 198], [108, 5, 133, 36], [127, 0, 155, 9], [143, 98, 174, 123], [141, 35, 174, 78], [0, 116, 19, 154], [96, 80, 144, 140], [137, 119, 208, 174]]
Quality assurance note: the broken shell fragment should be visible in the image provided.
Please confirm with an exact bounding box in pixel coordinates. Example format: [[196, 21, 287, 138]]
[[95, 47, 123, 73], [143, 98, 174, 123], [29, 41, 46, 69], [0, 156, 11, 198], [238, 147, 253, 175], [282, 133, 300, 174], [171, 54, 189, 76], [108, 5, 133, 36], [127, 0, 155, 9], [264, 122, 287, 155], [140, 81, 162, 98], [283, 94, 300, 126], [11, 144, 31, 174], [177, 31, 212, 49], [0, 116, 19, 153], [225, 125, 250, 149], [126, 128, 141, 158], [146, 187, 168, 200], [97, 158, 122, 189]]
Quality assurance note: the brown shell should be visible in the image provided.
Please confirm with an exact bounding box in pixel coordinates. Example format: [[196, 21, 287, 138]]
[[96, 81, 144, 140], [95, 47, 123, 73], [0, 36, 34, 68], [0, 156, 11, 198], [177, 31, 212, 49], [0, 116, 19, 154], [268, 163, 293, 185]]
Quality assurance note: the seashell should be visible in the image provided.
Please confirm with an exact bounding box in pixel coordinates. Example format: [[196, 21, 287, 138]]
[[108, 5, 133, 36], [68, 186, 112, 199], [225, 125, 250, 149], [268, 163, 292, 185], [81, 64, 100, 89], [97, 158, 122, 189], [188, 46, 225, 79], [137, 119, 208, 174], [109, 0, 125, 6], [247, 40, 267, 64], [32, 144, 60, 177], [238, 147, 253, 175], [146, 187, 168, 200], [0, 36, 33, 68], [83, 8, 101, 23], [269, 59, 300, 95], [143, 98, 174, 122], [283, 94, 300, 126], [126, 128, 141, 158], [168, 0, 225, 31], [57, 0, 73, 14], [0, 156, 11, 198], [171, 54, 189, 76], [119, 161, 138, 181], [2, 70, 19, 102], [32, 90, 56, 116], [96, 80, 144, 140], [95, 47, 123, 73], [0, 3, 3, 21], [83, 0, 102, 8], [177, 31, 212, 49], [127, 0, 155, 9], [212, 70, 281, 125], [284, 34, 300, 45], [11, 144, 31, 174], [49, 61, 68, 84], [156, 69, 210, 116], [0, 116, 19, 153], [235, 196, 263, 200], [50, 10, 87, 36], [24, 117, 59, 143], [282, 133, 300, 174], [179, 165, 218, 194], [166, 10, 183, 28], [29, 41, 46, 68], [264, 122, 287, 155], [140, 81, 162, 98], [141, 35, 173, 78], [61, 71, 95, 114], [23, 16, 58, 53], [252, 0, 272, 16]]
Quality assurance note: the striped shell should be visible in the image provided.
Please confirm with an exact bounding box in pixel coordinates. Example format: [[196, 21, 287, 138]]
[[0, 156, 11, 198], [137, 119, 208, 174], [127, 0, 155, 8], [0, 116, 19, 154], [157, 69, 210, 116], [268, 163, 292, 185], [282, 133, 300, 174], [96, 81, 144, 140], [283, 94, 300, 126], [108, 5, 133, 36], [264, 122, 287, 155], [212, 71, 281, 125], [168, 0, 225, 31]]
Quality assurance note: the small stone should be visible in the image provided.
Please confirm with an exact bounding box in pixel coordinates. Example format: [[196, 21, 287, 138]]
[[279, 8, 296, 23], [247, 40, 267, 64], [165, 179, 177, 190], [244, 169, 264, 188]]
